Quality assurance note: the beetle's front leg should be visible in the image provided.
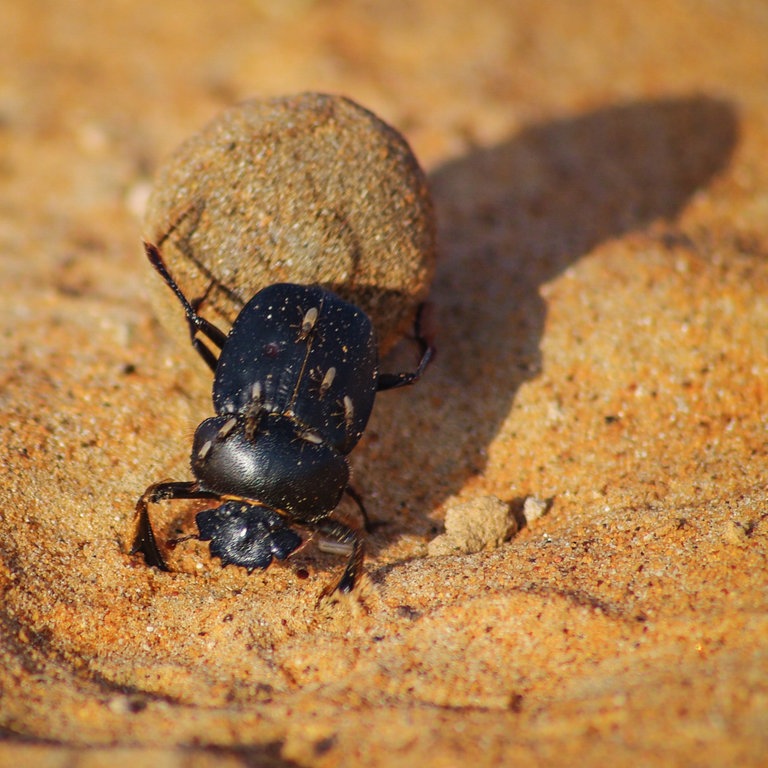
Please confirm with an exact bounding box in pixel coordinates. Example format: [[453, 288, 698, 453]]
[[314, 517, 365, 597], [131, 480, 219, 571]]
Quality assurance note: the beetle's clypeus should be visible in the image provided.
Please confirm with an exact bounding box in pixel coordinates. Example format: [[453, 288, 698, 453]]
[[131, 241, 433, 595]]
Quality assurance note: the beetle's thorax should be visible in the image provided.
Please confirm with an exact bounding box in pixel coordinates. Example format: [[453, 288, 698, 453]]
[[191, 413, 348, 521]]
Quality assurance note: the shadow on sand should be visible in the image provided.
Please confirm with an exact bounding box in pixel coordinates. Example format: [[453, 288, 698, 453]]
[[368, 94, 738, 542]]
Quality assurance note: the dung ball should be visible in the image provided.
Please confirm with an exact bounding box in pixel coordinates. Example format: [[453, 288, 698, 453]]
[[144, 92, 436, 355]]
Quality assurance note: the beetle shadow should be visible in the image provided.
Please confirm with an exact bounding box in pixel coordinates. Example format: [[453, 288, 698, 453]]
[[363, 94, 738, 548]]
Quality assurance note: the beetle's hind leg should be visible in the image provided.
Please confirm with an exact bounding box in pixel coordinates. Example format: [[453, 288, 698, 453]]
[[131, 480, 220, 571], [144, 241, 228, 372], [377, 302, 435, 391]]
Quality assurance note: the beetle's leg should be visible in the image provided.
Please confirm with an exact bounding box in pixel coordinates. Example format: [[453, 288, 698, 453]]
[[315, 518, 365, 597], [131, 480, 220, 571], [344, 484, 373, 532], [144, 241, 228, 372], [377, 303, 435, 391]]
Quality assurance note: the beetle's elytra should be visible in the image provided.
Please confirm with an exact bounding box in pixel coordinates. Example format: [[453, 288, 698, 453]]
[[131, 241, 433, 595]]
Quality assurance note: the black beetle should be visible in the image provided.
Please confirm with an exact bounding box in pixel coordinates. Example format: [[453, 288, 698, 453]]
[[131, 241, 433, 595]]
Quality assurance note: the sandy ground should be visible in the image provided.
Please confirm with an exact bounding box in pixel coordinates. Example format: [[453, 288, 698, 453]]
[[1, 1, 767, 765]]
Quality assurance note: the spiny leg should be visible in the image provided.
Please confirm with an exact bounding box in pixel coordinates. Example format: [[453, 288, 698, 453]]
[[315, 517, 365, 597], [377, 303, 435, 391], [132, 480, 220, 571], [144, 241, 228, 372]]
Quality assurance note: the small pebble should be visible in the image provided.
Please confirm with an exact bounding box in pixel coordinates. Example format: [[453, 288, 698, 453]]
[[428, 495, 517, 557], [722, 519, 750, 547], [522, 495, 548, 524]]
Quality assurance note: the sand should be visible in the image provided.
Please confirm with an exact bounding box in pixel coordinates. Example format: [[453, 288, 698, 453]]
[[1, 1, 767, 765]]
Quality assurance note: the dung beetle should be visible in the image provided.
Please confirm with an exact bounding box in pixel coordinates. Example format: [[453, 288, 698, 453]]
[[131, 242, 433, 595]]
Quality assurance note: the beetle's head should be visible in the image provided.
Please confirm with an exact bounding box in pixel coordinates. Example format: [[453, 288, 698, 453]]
[[190, 414, 348, 518]]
